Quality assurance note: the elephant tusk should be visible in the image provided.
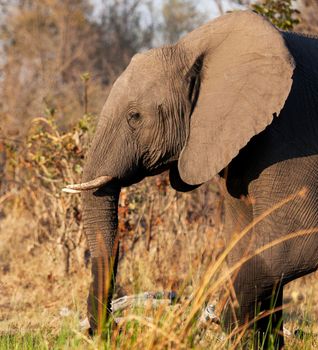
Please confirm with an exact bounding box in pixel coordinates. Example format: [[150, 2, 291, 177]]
[[62, 175, 113, 193], [62, 188, 81, 194]]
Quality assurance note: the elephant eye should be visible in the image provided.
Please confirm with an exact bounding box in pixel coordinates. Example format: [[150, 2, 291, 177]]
[[127, 112, 141, 129]]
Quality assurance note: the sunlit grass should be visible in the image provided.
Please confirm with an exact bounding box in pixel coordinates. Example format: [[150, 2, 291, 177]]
[[0, 326, 85, 350], [0, 299, 317, 350]]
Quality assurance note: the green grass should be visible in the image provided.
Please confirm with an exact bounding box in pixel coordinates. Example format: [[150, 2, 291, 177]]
[[0, 326, 87, 350], [0, 325, 316, 350], [1, 301, 316, 350]]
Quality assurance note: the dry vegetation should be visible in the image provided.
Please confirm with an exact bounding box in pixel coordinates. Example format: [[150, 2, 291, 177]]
[[1, 0, 318, 349]]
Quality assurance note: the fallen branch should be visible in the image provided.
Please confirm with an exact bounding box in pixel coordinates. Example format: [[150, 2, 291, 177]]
[[112, 291, 178, 313]]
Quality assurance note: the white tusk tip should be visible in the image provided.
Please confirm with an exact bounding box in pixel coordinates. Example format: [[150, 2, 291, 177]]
[[62, 188, 81, 194]]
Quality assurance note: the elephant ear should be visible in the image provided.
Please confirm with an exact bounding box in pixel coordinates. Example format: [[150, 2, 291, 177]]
[[178, 11, 295, 185]]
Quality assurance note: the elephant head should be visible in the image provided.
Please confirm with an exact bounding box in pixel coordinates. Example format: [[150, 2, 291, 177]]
[[63, 11, 294, 332]]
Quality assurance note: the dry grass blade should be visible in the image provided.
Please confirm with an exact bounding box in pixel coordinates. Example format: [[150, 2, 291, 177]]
[[71, 328, 98, 349]]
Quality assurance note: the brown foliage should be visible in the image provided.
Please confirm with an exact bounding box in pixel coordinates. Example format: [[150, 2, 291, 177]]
[[1, 113, 94, 274], [0, 0, 103, 132], [296, 0, 318, 34]]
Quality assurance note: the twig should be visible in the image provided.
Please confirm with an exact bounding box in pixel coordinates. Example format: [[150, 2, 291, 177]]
[[112, 291, 177, 313], [0, 190, 16, 205]]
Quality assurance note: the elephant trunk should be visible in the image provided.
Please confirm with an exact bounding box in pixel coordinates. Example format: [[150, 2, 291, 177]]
[[81, 185, 120, 334]]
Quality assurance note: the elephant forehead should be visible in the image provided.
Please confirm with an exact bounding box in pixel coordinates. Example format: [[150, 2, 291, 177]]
[[130, 51, 165, 76], [112, 55, 170, 101]]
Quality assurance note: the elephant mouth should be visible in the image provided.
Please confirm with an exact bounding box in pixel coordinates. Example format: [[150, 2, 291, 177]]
[[62, 175, 113, 193], [62, 159, 176, 194]]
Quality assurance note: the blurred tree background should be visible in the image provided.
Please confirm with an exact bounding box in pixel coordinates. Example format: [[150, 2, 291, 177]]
[[1, 0, 318, 336], [0, 0, 317, 135]]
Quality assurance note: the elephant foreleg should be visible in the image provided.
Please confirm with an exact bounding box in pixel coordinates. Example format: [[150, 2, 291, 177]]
[[223, 257, 284, 349]]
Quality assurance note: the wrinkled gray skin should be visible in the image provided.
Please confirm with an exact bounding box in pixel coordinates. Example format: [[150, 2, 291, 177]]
[[77, 11, 318, 348]]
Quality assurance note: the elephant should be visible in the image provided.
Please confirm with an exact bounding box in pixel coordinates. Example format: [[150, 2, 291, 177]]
[[63, 10, 318, 348]]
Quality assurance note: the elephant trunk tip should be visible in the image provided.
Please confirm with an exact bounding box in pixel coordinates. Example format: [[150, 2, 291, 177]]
[[62, 175, 113, 193]]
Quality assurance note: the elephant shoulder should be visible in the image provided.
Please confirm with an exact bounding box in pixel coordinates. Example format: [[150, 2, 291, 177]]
[[282, 31, 318, 127], [282, 31, 318, 78]]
